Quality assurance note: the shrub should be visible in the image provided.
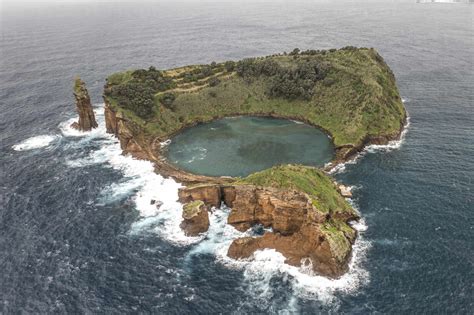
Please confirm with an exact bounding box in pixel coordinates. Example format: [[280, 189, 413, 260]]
[[224, 61, 235, 72], [208, 77, 221, 87], [159, 92, 176, 109]]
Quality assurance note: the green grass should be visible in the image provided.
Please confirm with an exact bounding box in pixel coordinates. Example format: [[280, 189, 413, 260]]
[[74, 76, 87, 96], [182, 200, 205, 217], [236, 164, 355, 217], [321, 220, 352, 262], [105, 47, 406, 148]]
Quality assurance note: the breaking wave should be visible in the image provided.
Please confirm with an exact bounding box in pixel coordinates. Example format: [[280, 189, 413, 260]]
[[329, 112, 410, 174], [12, 134, 60, 151], [59, 103, 371, 305]]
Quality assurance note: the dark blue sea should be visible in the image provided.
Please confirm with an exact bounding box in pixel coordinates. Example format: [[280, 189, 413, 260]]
[[1, 1, 473, 313]]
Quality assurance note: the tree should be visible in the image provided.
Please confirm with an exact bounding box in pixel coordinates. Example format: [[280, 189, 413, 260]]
[[159, 93, 176, 110], [289, 48, 300, 56], [224, 61, 235, 72]]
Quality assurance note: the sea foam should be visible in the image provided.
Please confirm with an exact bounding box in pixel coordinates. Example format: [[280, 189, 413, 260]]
[[60, 103, 371, 304], [329, 112, 410, 174], [12, 134, 60, 151]]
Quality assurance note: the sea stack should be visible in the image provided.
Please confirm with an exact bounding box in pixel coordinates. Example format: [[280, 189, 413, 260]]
[[180, 200, 210, 236], [71, 77, 98, 131]]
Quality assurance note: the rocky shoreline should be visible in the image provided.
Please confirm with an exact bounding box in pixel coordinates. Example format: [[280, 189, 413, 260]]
[[98, 97, 406, 278], [104, 99, 407, 183], [178, 182, 359, 278]]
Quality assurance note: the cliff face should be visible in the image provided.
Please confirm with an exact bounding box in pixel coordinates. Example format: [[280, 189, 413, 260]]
[[178, 179, 358, 279], [104, 98, 235, 185], [104, 100, 149, 160], [71, 77, 97, 131]]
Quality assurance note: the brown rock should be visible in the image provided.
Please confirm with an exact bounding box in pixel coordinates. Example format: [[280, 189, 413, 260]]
[[71, 77, 97, 131], [178, 184, 222, 208], [226, 185, 326, 234], [180, 200, 210, 236], [227, 223, 351, 278], [104, 102, 118, 135], [178, 182, 355, 278]]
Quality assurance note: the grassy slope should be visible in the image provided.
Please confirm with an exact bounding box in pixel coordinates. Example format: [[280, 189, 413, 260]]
[[104, 48, 405, 148], [236, 164, 354, 216], [237, 164, 356, 259]]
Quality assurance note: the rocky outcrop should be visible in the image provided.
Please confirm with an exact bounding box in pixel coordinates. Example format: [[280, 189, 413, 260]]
[[104, 102, 118, 135], [227, 225, 351, 277], [224, 185, 328, 233], [178, 184, 222, 208], [180, 200, 210, 236], [71, 77, 97, 131], [103, 100, 149, 160], [178, 182, 358, 278], [338, 184, 353, 198]]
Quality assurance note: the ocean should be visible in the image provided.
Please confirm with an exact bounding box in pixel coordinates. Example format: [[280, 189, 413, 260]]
[[1, 1, 473, 313]]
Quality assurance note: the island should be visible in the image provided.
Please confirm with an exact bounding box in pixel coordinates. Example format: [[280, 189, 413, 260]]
[[97, 47, 406, 278]]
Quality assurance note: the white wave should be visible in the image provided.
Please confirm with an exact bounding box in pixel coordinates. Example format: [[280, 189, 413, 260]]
[[58, 104, 194, 245], [60, 103, 371, 303], [185, 147, 208, 163], [329, 114, 410, 174], [328, 152, 364, 175], [59, 108, 106, 139], [291, 119, 304, 125], [186, 204, 370, 305], [12, 134, 60, 151], [364, 115, 410, 153], [160, 139, 171, 147]]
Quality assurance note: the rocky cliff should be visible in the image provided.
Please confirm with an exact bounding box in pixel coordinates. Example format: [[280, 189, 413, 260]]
[[103, 95, 361, 278], [178, 166, 359, 278], [71, 77, 98, 131], [103, 98, 235, 184]]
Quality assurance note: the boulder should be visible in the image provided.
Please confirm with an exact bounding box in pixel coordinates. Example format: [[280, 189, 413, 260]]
[[338, 184, 353, 198], [180, 200, 210, 236]]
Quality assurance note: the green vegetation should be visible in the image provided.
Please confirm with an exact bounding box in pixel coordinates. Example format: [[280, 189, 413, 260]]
[[104, 47, 405, 149], [182, 200, 205, 218], [74, 77, 87, 96], [236, 164, 356, 259], [104, 67, 176, 118], [321, 221, 352, 263], [236, 164, 355, 217]]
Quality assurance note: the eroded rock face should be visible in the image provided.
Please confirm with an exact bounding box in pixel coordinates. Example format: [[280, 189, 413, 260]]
[[178, 183, 357, 278], [180, 200, 210, 236], [225, 185, 327, 233], [71, 77, 98, 131], [226, 226, 350, 277], [178, 184, 222, 208], [104, 102, 118, 135]]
